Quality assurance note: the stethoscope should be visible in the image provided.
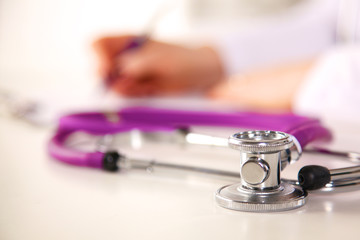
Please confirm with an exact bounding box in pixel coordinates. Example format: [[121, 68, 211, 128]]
[[48, 106, 360, 212]]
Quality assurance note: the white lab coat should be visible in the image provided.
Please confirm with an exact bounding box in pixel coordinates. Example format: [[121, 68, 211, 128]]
[[293, 45, 360, 124], [188, 0, 360, 122], [185, 0, 340, 74]]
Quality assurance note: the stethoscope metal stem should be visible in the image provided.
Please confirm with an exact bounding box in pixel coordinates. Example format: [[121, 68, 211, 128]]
[[184, 132, 360, 191], [101, 130, 360, 192], [118, 154, 360, 192], [121, 156, 240, 179], [304, 147, 360, 163], [321, 179, 360, 193], [329, 166, 360, 181]]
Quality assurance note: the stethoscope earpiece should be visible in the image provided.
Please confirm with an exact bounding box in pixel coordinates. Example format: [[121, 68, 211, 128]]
[[102, 151, 121, 172], [298, 165, 331, 190]]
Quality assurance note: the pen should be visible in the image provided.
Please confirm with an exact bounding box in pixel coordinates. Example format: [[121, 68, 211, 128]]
[[103, 3, 172, 90], [104, 35, 149, 89]]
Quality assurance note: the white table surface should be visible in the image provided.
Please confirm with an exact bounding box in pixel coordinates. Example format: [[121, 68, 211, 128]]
[[1, 77, 360, 240]]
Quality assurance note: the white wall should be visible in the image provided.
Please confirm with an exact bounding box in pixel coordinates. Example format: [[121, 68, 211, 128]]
[[0, 0, 187, 91]]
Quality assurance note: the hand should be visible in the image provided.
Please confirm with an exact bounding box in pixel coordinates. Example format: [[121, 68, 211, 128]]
[[208, 59, 315, 111], [93, 35, 224, 96]]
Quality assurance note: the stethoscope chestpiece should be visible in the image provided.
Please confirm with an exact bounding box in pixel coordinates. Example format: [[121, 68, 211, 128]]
[[215, 130, 307, 212]]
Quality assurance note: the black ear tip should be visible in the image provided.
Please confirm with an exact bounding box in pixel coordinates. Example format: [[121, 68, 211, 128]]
[[102, 151, 121, 172], [298, 165, 331, 190]]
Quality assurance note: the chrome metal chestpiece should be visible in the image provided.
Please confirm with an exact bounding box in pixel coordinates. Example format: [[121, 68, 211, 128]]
[[215, 130, 307, 212]]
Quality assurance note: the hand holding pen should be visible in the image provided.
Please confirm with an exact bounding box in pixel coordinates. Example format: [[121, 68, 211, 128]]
[[92, 1, 224, 97], [104, 35, 149, 89], [93, 35, 224, 97]]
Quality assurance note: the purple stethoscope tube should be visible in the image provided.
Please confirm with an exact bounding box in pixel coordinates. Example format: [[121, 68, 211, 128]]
[[48, 106, 331, 171]]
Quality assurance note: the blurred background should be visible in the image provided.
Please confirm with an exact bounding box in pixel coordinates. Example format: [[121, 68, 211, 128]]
[[0, 0, 359, 123]]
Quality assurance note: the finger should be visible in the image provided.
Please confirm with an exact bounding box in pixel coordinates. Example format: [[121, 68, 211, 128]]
[[112, 76, 158, 97], [92, 35, 136, 59], [122, 85, 157, 97], [110, 60, 159, 96], [206, 80, 236, 100], [118, 53, 157, 83], [92, 35, 136, 79]]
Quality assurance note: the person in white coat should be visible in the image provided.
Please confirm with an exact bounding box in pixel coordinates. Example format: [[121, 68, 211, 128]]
[[93, 0, 360, 121]]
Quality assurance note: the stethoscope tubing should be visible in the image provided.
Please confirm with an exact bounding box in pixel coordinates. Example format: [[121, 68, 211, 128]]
[[49, 106, 331, 169], [49, 106, 360, 192]]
